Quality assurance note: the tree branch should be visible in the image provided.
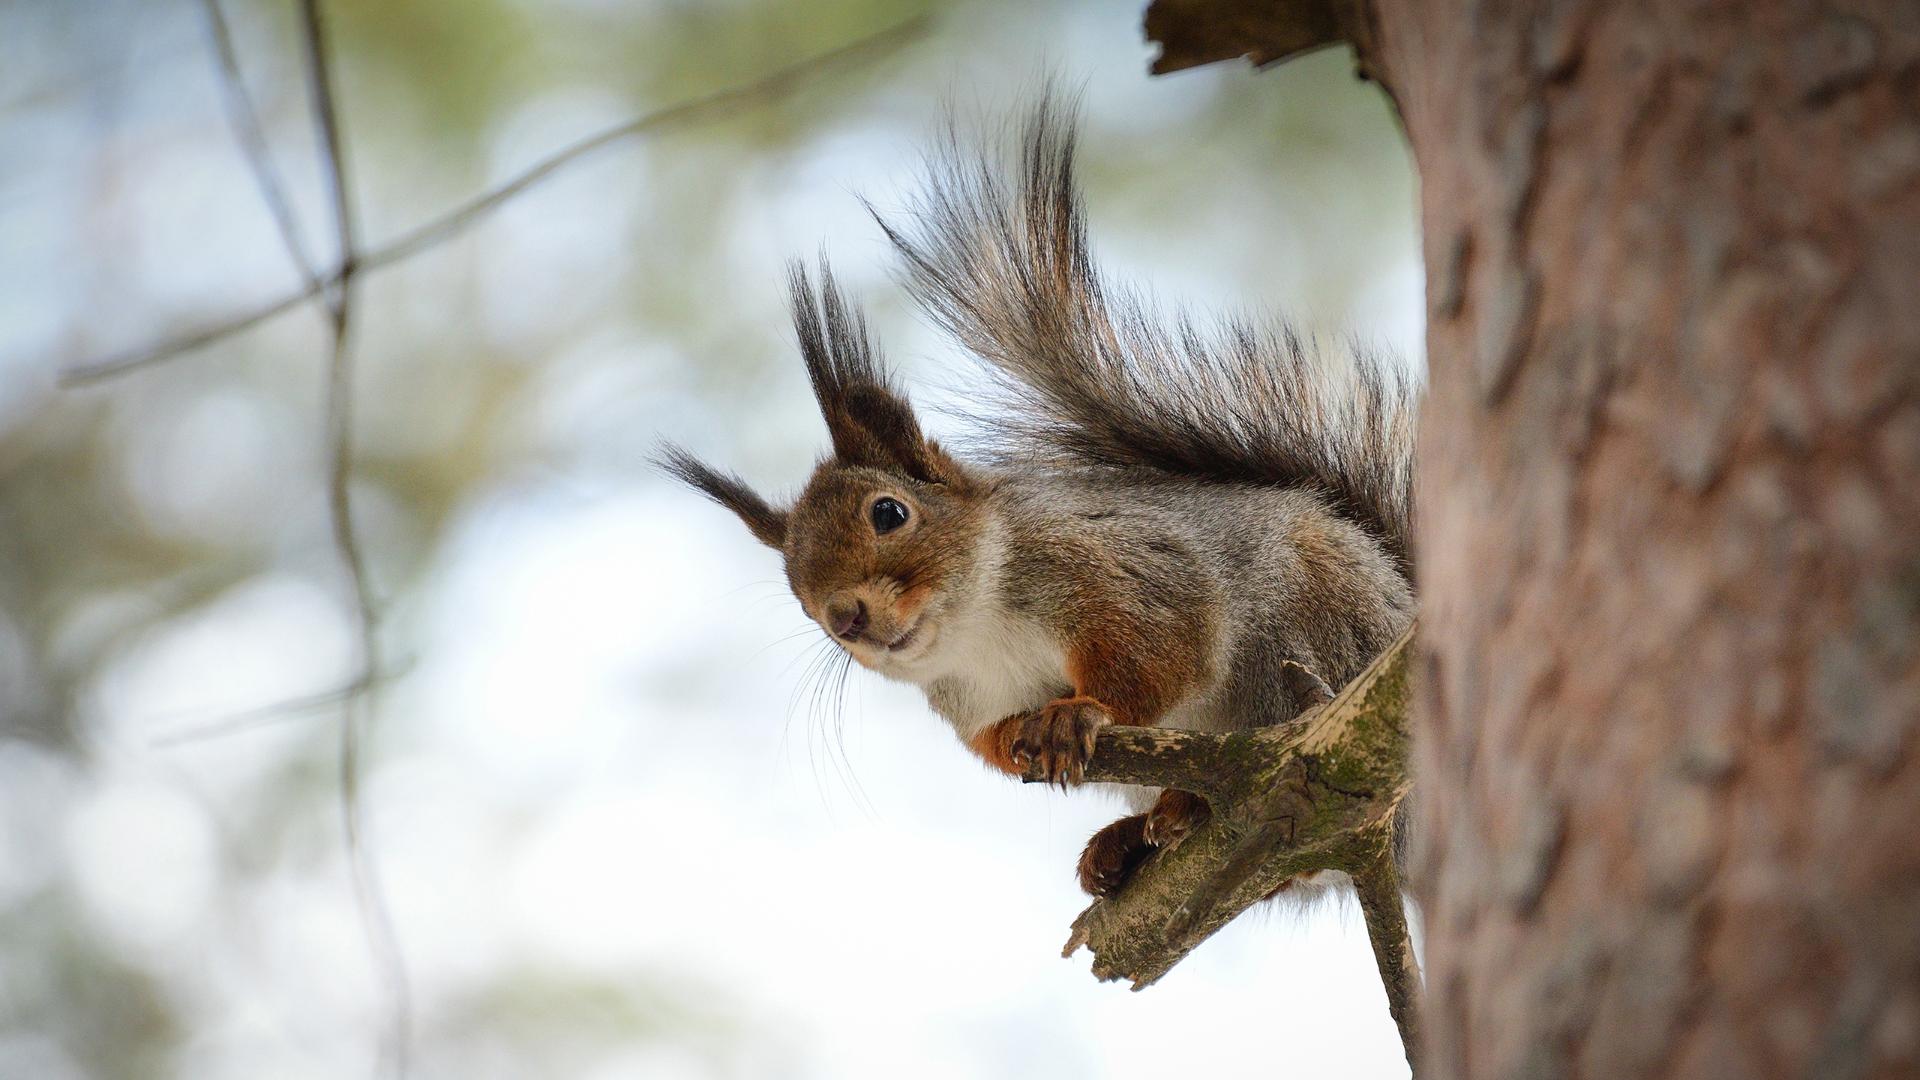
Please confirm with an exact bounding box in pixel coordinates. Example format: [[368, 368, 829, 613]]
[[1023, 724, 1254, 801], [1352, 831, 1421, 1069], [147, 658, 416, 748], [299, 0, 355, 325], [1035, 625, 1418, 1057], [291, 4, 410, 1076], [56, 15, 929, 386], [198, 0, 327, 300]]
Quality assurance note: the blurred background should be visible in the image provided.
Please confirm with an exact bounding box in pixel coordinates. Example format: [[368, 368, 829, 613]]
[[0, 0, 1422, 1077]]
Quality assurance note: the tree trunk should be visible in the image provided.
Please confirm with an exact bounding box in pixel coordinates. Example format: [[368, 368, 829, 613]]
[[1148, 0, 1919, 1071], [1371, 2, 1920, 1077]]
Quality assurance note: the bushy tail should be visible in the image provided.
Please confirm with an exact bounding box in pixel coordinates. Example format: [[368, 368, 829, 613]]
[[873, 97, 1418, 572]]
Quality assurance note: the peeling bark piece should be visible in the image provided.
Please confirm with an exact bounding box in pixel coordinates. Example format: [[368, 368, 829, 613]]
[[1144, 0, 1345, 75]]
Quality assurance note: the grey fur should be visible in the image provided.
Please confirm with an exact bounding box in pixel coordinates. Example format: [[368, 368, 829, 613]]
[[874, 104, 1421, 883], [874, 95, 1419, 576], [954, 469, 1413, 735]]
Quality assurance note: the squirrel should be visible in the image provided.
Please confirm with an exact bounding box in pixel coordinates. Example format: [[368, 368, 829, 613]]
[[661, 99, 1417, 900]]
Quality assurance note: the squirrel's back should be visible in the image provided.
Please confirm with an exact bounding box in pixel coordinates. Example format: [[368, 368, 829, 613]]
[[986, 466, 1413, 727], [874, 97, 1419, 578]]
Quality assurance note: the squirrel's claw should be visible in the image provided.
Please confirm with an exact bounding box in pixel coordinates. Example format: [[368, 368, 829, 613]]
[[1142, 788, 1211, 848]]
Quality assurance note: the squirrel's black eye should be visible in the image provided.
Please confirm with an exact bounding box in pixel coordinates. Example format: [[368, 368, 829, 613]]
[[870, 497, 910, 535]]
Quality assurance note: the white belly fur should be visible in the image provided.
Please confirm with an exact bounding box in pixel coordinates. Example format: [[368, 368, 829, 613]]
[[913, 604, 1070, 739]]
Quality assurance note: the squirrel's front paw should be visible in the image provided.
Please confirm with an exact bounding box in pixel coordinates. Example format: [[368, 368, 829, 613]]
[[1078, 813, 1151, 897], [1011, 696, 1113, 787]]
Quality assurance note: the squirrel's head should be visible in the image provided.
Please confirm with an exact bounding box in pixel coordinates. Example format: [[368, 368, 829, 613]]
[[660, 262, 985, 674]]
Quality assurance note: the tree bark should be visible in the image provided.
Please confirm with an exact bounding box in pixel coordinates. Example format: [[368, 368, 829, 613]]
[[1146, 1, 1920, 1076], [1379, 3, 1920, 1077]]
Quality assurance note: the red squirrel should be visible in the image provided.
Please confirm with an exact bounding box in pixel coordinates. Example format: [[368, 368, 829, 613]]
[[662, 101, 1416, 899]]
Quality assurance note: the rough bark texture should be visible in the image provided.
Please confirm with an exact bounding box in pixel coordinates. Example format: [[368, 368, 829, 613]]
[[1146, 1, 1920, 1077], [1375, 2, 1919, 1077]]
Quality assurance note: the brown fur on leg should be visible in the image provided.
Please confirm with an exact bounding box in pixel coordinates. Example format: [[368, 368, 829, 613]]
[[1143, 788, 1211, 847], [1078, 813, 1153, 897], [968, 713, 1027, 776]]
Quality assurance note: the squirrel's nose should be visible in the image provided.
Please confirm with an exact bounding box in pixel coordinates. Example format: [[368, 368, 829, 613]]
[[825, 596, 869, 641]]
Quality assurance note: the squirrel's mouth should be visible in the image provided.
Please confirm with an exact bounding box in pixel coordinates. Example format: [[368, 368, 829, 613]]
[[884, 620, 925, 654]]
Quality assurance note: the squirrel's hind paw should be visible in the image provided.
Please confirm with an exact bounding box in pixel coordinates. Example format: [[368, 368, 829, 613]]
[[1078, 813, 1151, 897], [1077, 790, 1211, 898]]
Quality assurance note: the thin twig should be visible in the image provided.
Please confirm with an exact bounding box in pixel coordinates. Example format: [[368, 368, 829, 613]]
[[147, 658, 415, 748], [57, 15, 930, 386], [298, 0, 353, 324], [198, 0, 327, 300], [1351, 835, 1422, 1071], [159, 674, 372, 748], [294, 2, 408, 1076]]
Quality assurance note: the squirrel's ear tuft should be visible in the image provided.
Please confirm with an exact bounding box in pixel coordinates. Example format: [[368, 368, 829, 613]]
[[656, 445, 789, 549], [791, 260, 963, 486]]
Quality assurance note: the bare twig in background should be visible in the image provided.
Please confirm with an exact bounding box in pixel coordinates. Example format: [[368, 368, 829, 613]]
[[298, 0, 353, 326], [198, 0, 326, 299], [88, 12, 933, 1076], [147, 659, 416, 748], [292, 2, 410, 1076], [57, 15, 930, 386]]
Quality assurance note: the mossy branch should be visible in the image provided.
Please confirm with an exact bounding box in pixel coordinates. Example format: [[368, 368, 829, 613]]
[[1026, 624, 1419, 1066]]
